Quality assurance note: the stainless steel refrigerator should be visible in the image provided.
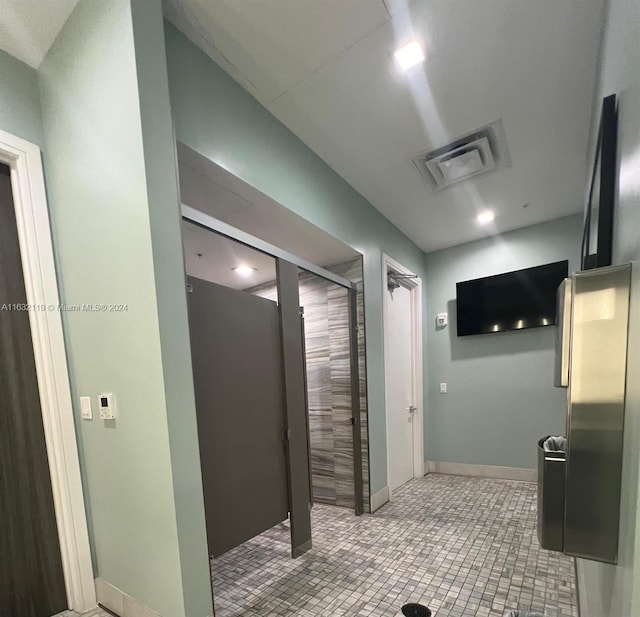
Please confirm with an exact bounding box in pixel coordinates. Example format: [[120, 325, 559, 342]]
[[539, 263, 632, 564]]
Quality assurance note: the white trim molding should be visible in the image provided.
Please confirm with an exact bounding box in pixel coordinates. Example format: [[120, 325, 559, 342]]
[[382, 254, 424, 500], [425, 461, 537, 483], [0, 130, 96, 611], [370, 486, 390, 513]]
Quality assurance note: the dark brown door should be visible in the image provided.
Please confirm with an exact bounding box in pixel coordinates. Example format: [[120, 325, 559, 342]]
[[0, 163, 67, 616], [187, 276, 290, 557]]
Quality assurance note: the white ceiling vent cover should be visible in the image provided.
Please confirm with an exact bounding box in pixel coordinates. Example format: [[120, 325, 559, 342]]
[[412, 119, 511, 191]]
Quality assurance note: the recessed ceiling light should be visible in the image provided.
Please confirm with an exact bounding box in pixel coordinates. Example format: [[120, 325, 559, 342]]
[[394, 40, 425, 70], [232, 265, 257, 277], [477, 210, 495, 225]]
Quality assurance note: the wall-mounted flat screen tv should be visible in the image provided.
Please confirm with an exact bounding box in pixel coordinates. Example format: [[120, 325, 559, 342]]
[[456, 260, 568, 336]]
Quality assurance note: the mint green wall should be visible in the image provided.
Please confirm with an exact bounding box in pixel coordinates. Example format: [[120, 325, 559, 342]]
[[38, 2, 208, 615], [423, 215, 582, 469], [164, 22, 426, 495], [576, 1, 640, 614], [0, 49, 43, 146], [129, 2, 212, 616]]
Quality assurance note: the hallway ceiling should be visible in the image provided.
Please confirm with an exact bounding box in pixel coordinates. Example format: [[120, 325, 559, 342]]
[[0, 0, 79, 67], [164, 0, 607, 252]]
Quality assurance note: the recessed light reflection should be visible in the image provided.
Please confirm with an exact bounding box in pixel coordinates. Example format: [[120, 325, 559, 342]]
[[516, 319, 524, 329], [477, 210, 495, 225], [394, 40, 426, 70], [542, 317, 549, 326], [492, 324, 500, 332], [232, 265, 256, 277]]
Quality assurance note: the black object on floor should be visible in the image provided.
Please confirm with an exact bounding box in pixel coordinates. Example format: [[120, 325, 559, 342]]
[[401, 604, 432, 617]]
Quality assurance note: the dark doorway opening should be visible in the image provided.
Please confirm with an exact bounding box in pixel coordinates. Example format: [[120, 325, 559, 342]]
[[0, 162, 67, 616]]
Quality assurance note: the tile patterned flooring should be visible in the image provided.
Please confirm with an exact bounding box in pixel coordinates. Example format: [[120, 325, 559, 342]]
[[56, 610, 113, 617], [211, 475, 577, 617]]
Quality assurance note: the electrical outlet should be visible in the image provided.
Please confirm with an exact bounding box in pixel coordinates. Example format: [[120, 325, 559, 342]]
[[436, 312, 448, 327]]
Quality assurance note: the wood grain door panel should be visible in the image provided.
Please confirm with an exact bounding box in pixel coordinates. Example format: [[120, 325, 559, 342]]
[[0, 162, 67, 617]]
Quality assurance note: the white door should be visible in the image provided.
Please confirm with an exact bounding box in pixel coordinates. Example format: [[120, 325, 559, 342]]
[[385, 280, 415, 493]]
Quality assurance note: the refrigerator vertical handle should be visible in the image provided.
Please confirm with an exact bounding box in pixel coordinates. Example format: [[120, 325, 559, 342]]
[[554, 277, 572, 388]]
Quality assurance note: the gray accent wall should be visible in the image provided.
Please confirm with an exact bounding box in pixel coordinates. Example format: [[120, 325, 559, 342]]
[[329, 258, 370, 512], [423, 214, 582, 470], [576, 0, 640, 613]]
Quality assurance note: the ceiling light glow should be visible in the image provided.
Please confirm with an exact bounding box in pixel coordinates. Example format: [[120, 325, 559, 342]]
[[394, 40, 425, 70], [232, 265, 256, 277], [477, 210, 495, 225]]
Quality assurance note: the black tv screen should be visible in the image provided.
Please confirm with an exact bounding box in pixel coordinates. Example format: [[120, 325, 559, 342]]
[[456, 260, 568, 336]]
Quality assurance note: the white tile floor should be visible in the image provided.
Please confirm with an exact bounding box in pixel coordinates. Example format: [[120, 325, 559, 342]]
[[211, 475, 577, 617]]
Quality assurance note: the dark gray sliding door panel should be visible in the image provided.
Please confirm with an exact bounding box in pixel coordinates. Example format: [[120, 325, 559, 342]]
[[0, 163, 67, 617], [187, 276, 289, 557], [277, 259, 312, 557]]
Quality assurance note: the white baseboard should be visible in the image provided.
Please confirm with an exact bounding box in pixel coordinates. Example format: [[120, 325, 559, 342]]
[[425, 460, 536, 483], [96, 578, 162, 617], [370, 486, 390, 512]]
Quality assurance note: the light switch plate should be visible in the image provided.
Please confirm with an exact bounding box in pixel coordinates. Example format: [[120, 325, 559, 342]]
[[80, 396, 92, 420], [440, 382, 447, 393], [436, 312, 448, 327]]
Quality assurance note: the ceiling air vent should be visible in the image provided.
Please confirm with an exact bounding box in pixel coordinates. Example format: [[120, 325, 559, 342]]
[[412, 119, 511, 191]]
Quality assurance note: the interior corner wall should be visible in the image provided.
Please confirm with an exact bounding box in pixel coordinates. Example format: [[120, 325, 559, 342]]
[[0, 49, 43, 146], [423, 214, 582, 470], [575, 1, 640, 615], [38, 1, 189, 615], [163, 21, 426, 495], [129, 3, 212, 616]]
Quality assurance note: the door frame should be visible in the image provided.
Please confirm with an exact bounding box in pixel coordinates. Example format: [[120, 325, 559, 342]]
[[0, 130, 96, 612], [382, 253, 424, 499]]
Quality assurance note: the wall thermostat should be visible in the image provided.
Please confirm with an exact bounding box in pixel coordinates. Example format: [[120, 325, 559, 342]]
[[436, 312, 448, 327], [99, 393, 116, 420]]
